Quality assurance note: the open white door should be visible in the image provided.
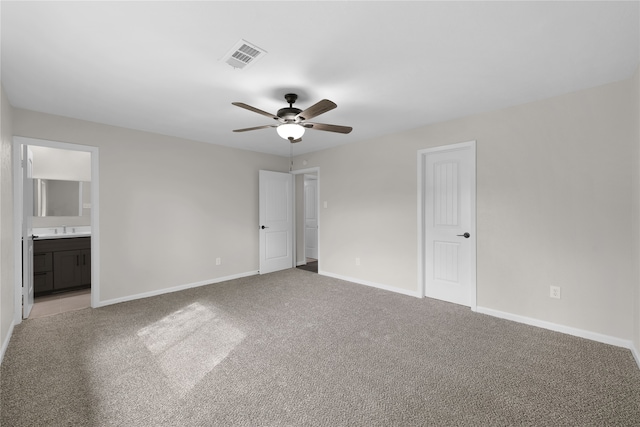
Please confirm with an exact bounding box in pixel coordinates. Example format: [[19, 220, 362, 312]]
[[420, 141, 476, 308], [259, 170, 293, 274], [304, 175, 318, 259], [22, 146, 35, 318]]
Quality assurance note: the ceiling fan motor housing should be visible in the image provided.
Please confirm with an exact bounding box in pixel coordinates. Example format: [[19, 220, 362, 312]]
[[279, 93, 302, 122]]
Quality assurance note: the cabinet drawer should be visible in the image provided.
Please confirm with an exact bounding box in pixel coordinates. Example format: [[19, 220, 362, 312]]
[[33, 252, 53, 273], [34, 271, 53, 294], [34, 237, 90, 252]]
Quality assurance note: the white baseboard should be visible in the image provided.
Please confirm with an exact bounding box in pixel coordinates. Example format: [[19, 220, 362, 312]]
[[319, 270, 422, 298], [95, 271, 259, 308], [632, 343, 640, 369], [1, 320, 16, 366], [476, 306, 638, 367]]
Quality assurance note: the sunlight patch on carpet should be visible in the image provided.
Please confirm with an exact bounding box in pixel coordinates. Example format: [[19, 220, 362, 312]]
[[137, 302, 245, 397]]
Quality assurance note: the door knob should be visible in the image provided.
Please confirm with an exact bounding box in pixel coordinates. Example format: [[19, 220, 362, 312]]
[[457, 232, 470, 238], [261, 225, 269, 229]]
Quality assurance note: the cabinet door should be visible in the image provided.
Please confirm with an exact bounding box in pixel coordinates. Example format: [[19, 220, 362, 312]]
[[34, 272, 53, 294], [81, 249, 91, 286], [53, 250, 82, 290]]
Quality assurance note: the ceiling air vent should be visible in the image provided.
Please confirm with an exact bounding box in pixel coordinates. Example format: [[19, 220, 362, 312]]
[[222, 39, 267, 70]]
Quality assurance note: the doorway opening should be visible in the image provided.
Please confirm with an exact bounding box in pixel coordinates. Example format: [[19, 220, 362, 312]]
[[13, 137, 99, 324], [292, 168, 320, 273]]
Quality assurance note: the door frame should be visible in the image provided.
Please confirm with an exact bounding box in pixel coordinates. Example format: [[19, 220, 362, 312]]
[[303, 174, 319, 261], [13, 137, 100, 324], [417, 141, 476, 310], [290, 167, 320, 269]]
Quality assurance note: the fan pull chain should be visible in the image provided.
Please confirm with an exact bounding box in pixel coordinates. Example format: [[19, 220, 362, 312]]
[[290, 142, 293, 172]]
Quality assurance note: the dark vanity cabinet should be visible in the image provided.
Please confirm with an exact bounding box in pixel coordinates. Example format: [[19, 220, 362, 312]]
[[33, 237, 91, 295], [33, 251, 53, 294]]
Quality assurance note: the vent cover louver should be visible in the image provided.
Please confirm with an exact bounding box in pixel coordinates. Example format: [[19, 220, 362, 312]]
[[222, 39, 267, 70]]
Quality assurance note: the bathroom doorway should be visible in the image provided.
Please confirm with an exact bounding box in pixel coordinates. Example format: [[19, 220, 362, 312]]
[[13, 137, 99, 323]]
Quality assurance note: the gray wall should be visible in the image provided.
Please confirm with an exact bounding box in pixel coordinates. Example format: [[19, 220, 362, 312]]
[[13, 110, 288, 303], [293, 73, 639, 344], [1, 85, 15, 355]]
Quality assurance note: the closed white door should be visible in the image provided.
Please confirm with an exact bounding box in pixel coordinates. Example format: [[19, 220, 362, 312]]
[[421, 141, 476, 308], [304, 176, 318, 260], [259, 170, 293, 274], [22, 146, 34, 318]]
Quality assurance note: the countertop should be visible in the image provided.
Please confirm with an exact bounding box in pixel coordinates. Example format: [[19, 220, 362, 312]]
[[32, 227, 92, 240], [33, 232, 91, 240]]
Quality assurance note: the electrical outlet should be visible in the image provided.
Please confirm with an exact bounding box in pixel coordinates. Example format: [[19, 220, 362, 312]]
[[356, 257, 361, 266], [216, 257, 221, 266], [550, 286, 561, 299]]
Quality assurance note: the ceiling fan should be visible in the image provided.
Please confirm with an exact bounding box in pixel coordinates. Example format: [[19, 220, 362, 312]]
[[232, 93, 353, 143]]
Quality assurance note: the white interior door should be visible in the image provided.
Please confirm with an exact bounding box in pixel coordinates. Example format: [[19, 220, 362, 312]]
[[422, 141, 476, 308], [304, 176, 318, 260], [22, 146, 34, 318], [259, 170, 293, 274]]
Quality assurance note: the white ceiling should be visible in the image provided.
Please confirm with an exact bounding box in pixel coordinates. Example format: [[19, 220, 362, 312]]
[[2, 1, 638, 157]]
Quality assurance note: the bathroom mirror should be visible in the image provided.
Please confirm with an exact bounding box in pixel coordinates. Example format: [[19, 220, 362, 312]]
[[33, 179, 91, 217]]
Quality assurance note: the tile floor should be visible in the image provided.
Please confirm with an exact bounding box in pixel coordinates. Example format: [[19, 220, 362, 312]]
[[29, 289, 91, 319]]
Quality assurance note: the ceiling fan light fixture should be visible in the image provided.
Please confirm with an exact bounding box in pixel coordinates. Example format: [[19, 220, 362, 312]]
[[277, 123, 305, 141]]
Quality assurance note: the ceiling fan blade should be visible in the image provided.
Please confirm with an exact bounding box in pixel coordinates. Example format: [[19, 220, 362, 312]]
[[232, 125, 277, 132], [232, 102, 280, 121], [295, 99, 337, 121], [304, 122, 353, 134], [289, 137, 303, 143]]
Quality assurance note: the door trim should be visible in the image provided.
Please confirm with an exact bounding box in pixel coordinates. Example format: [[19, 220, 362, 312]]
[[13, 137, 100, 324], [303, 174, 318, 261], [417, 141, 476, 310]]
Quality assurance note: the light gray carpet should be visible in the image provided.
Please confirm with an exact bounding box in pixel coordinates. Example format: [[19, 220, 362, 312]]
[[2, 268, 639, 426]]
